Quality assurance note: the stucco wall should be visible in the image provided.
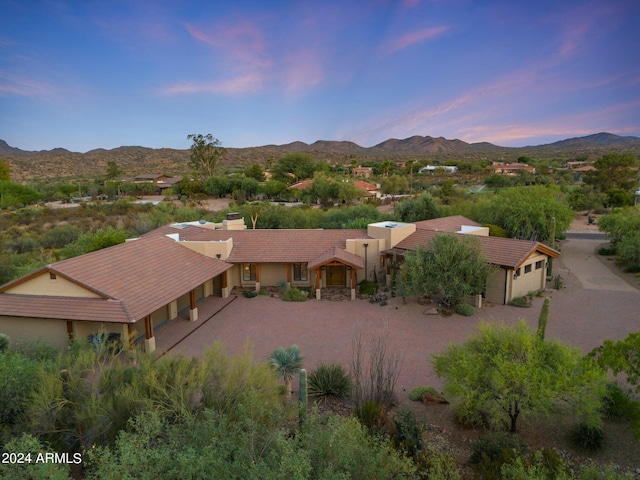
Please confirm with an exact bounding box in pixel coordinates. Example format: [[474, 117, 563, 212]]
[[0, 316, 69, 348], [4, 273, 100, 298], [73, 320, 125, 341], [510, 253, 548, 300]]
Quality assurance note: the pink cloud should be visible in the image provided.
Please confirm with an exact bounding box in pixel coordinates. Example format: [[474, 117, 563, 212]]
[[0, 71, 56, 97], [380, 25, 449, 55]]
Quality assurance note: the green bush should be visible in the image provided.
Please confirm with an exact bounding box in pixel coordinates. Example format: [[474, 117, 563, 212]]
[[0, 333, 9, 352], [358, 279, 377, 295], [408, 385, 439, 401], [282, 287, 307, 302], [354, 400, 384, 431], [455, 303, 475, 316], [307, 363, 351, 403], [598, 244, 617, 256], [508, 296, 530, 308], [243, 289, 258, 298], [569, 421, 604, 451], [601, 383, 640, 421], [393, 408, 423, 455], [470, 433, 527, 479], [39, 224, 81, 249]]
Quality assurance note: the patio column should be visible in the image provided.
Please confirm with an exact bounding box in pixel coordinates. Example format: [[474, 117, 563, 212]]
[[350, 268, 356, 300], [286, 263, 291, 288], [255, 264, 261, 292], [66, 321, 74, 342], [221, 270, 230, 298], [189, 289, 198, 322], [144, 314, 156, 353], [315, 268, 322, 300], [127, 324, 135, 350]]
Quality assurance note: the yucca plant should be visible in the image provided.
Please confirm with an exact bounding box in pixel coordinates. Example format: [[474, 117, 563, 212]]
[[308, 363, 352, 403], [269, 345, 304, 401]]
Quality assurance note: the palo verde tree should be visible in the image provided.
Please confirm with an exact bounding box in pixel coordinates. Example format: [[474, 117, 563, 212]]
[[270, 152, 330, 184], [479, 185, 573, 242], [187, 134, 226, 181], [395, 233, 495, 307], [590, 332, 640, 394], [433, 320, 606, 433], [583, 153, 639, 205]]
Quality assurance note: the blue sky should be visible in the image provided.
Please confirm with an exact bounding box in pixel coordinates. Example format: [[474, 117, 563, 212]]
[[1, 0, 639, 152]]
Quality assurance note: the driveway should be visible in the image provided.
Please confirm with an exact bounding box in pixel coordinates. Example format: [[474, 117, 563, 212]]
[[166, 237, 640, 393]]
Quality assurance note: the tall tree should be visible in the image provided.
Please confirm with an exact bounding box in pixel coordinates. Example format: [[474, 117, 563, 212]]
[[433, 321, 606, 433], [187, 134, 226, 180], [479, 185, 574, 242], [395, 233, 495, 306], [583, 153, 638, 196], [393, 191, 440, 223], [0, 159, 10, 182], [105, 160, 121, 180], [271, 153, 329, 183]]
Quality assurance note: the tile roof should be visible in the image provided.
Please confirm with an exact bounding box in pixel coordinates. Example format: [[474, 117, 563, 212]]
[[145, 226, 371, 264], [0, 295, 132, 323], [0, 235, 232, 323], [391, 230, 559, 269], [414, 215, 480, 232], [308, 246, 365, 270]]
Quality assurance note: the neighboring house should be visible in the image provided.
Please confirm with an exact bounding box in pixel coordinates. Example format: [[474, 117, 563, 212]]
[[116, 173, 183, 194], [490, 162, 536, 175], [0, 214, 559, 352], [418, 165, 458, 174], [352, 167, 373, 178]]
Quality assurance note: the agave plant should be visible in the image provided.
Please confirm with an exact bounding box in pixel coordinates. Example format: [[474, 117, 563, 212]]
[[269, 345, 304, 401]]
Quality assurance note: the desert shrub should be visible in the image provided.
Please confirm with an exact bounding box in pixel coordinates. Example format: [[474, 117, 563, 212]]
[[414, 442, 462, 479], [39, 224, 81, 249], [570, 421, 604, 451], [470, 433, 527, 480], [483, 223, 509, 238], [601, 383, 640, 421], [307, 363, 351, 403], [393, 408, 423, 456], [282, 287, 307, 302], [508, 296, 530, 307], [0, 333, 9, 352], [0, 352, 41, 442], [354, 400, 385, 431], [243, 289, 258, 298], [598, 244, 617, 256], [454, 303, 474, 316], [359, 279, 377, 295], [499, 449, 570, 480], [408, 385, 439, 401], [0, 434, 70, 480]]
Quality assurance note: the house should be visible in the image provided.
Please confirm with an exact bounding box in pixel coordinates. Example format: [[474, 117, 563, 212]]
[[418, 165, 458, 174], [490, 162, 536, 175], [0, 214, 559, 353], [115, 173, 183, 194], [352, 167, 373, 178]]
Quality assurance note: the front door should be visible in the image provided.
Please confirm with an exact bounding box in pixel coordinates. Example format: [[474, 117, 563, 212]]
[[326, 265, 346, 286]]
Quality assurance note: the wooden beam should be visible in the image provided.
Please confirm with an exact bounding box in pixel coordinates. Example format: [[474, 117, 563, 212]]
[[144, 315, 153, 339], [351, 269, 355, 289], [255, 264, 260, 283], [66, 321, 74, 342], [221, 270, 227, 289], [127, 324, 134, 350], [286, 263, 291, 283], [190, 289, 196, 309]]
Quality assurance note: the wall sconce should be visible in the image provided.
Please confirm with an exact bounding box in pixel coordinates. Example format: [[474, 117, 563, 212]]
[[513, 273, 518, 280], [216, 253, 221, 259]]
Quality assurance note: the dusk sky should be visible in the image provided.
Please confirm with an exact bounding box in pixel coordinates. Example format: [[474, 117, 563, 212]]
[[1, 0, 639, 152]]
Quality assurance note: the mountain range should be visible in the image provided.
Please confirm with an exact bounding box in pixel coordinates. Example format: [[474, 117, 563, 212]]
[[1, 132, 639, 181]]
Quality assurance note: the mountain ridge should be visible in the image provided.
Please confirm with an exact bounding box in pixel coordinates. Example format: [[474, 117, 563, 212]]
[[1, 133, 639, 181]]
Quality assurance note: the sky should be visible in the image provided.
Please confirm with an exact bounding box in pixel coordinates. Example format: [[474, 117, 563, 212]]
[[1, 0, 639, 152]]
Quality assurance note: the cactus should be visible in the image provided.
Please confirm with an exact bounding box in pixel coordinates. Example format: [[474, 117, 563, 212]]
[[299, 368, 308, 427], [537, 298, 550, 340]]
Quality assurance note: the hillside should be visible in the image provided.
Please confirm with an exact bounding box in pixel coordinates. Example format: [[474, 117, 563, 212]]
[[1, 133, 639, 181]]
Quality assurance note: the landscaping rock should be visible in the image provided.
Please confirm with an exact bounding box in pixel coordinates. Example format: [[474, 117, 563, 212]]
[[424, 308, 439, 315], [422, 393, 449, 405]]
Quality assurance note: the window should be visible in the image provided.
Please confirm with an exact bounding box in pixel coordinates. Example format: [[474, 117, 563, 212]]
[[535, 260, 543, 270], [49, 272, 57, 280], [524, 264, 532, 274], [293, 263, 308, 281], [243, 263, 256, 281]]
